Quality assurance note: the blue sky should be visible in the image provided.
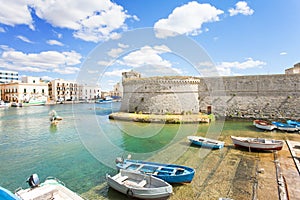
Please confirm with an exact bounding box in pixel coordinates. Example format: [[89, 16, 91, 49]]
[[0, 0, 299, 90]]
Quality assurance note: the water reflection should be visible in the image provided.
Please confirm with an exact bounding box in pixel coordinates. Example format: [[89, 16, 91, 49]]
[[49, 124, 58, 133]]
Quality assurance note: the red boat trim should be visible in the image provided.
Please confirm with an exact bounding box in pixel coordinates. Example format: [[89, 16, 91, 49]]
[[233, 144, 283, 151]]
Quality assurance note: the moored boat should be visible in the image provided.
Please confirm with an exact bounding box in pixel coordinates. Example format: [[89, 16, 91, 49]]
[[14, 174, 84, 200], [0, 100, 10, 108], [253, 119, 277, 131], [0, 186, 19, 200], [187, 136, 224, 149], [106, 169, 173, 199], [231, 136, 284, 151], [272, 121, 298, 132], [23, 96, 47, 106], [116, 158, 195, 183], [286, 120, 300, 128]]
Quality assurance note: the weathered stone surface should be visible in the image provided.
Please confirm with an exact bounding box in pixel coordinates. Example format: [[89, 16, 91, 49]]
[[121, 74, 300, 119]]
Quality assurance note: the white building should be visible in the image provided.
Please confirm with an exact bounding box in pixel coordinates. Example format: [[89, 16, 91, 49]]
[[0, 76, 48, 103], [49, 79, 78, 102], [0, 70, 18, 83], [110, 82, 122, 98], [78, 84, 101, 101], [285, 63, 300, 74]]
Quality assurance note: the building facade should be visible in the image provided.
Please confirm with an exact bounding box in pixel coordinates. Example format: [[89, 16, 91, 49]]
[[0, 76, 48, 102], [49, 79, 78, 102], [0, 70, 18, 83], [285, 63, 300, 74], [78, 84, 101, 101]]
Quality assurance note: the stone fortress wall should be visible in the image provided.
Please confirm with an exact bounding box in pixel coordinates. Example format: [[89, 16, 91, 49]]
[[121, 71, 300, 119], [121, 76, 200, 114], [199, 74, 300, 119]]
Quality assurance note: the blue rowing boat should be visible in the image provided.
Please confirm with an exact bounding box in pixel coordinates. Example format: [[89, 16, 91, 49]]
[[0, 186, 19, 200], [187, 136, 224, 149], [286, 120, 300, 127], [115, 158, 195, 183], [272, 121, 298, 132]]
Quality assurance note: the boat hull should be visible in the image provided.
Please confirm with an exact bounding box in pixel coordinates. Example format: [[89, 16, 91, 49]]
[[231, 136, 283, 151], [15, 178, 83, 200], [116, 159, 195, 183], [106, 170, 172, 199], [272, 121, 298, 132], [253, 120, 276, 131], [188, 136, 224, 149], [0, 186, 19, 200]]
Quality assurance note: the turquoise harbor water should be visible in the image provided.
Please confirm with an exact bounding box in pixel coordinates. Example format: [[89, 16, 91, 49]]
[[0, 103, 255, 196]]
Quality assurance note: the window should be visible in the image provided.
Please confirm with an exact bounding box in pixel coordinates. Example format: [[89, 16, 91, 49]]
[[33, 89, 36, 93], [33, 80, 35, 83], [42, 89, 44, 94]]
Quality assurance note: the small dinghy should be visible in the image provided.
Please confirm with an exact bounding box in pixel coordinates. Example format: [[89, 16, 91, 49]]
[[187, 136, 224, 149], [106, 169, 173, 199], [0, 186, 19, 200], [272, 121, 298, 132], [15, 174, 84, 200], [253, 120, 277, 131], [231, 136, 284, 151], [116, 156, 195, 183]]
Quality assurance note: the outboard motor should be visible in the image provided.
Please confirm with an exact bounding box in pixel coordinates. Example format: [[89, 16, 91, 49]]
[[27, 174, 40, 188], [115, 157, 123, 164]]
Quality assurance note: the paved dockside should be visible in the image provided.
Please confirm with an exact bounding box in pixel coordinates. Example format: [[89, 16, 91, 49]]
[[81, 133, 300, 200]]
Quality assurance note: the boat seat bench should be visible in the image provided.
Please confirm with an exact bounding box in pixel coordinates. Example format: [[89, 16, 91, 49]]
[[124, 179, 147, 188], [116, 176, 128, 183]]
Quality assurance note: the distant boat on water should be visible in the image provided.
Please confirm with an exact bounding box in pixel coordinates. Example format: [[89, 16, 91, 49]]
[[115, 157, 195, 183], [0, 100, 10, 108], [253, 119, 277, 131], [231, 136, 284, 151], [106, 169, 173, 199], [187, 136, 224, 149], [23, 96, 47, 106]]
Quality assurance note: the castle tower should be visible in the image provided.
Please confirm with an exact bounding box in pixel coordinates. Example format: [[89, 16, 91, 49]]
[[121, 75, 200, 114]]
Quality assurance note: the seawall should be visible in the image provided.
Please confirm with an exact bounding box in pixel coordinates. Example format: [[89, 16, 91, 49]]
[[198, 74, 300, 119], [121, 74, 300, 120]]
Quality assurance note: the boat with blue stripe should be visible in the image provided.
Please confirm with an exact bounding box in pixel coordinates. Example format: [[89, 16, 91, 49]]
[[272, 121, 298, 132], [187, 136, 224, 149], [115, 157, 195, 183]]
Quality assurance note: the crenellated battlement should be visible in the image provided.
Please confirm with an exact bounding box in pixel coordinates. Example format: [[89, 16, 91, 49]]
[[121, 71, 300, 119]]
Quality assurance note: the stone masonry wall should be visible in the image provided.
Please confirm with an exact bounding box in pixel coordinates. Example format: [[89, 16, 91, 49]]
[[198, 74, 300, 119], [121, 74, 300, 119], [121, 78, 200, 114]]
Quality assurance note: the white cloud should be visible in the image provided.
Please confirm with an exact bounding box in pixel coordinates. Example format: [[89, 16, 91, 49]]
[[47, 39, 64, 46], [97, 60, 114, 66], [53, 67, 80, 74], [33, 0, 136, 42], [0, 0, 35, 30], [216, 58, 266, 76], [0, 0, 137, 42], [16, 35, 33, 43], [120, 45, 172, 68], [0, 48, 82, 74], [104, 69, 129, 77], [229, 1, 254, 16], [154, 1, 223, 38], [280, 52, 287, 56], [108, 43, 130, 58], [0, 27, 5, 33]]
